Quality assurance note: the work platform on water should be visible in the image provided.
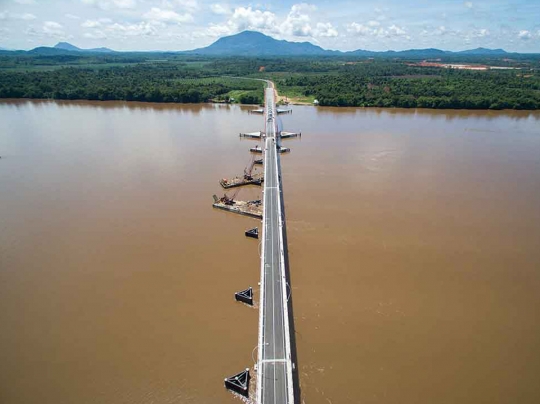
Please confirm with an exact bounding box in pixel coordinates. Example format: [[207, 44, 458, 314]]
[[219, 175, 263, 189], [212, 194, 263, 218], [215, 80, 299, 404], [240, 131, 263, 139]]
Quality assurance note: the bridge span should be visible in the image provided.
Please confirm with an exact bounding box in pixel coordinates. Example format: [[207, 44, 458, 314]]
[[219, 80, 297, 404], [256, 83, 295, 404]]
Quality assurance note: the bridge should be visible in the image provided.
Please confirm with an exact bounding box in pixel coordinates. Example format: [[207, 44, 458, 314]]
[[256, 83, 295, 404], [220, 81, 297, 403]]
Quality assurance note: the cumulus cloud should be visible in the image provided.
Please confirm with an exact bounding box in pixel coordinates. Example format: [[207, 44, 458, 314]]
[[65, 14, 81, 19], [229, 6, 277, 32], [279, 3, 318, 37], [205, 3, 335, 40], [210, 3, 231, 15], [81, 18, 113, 28], [81, 0, 137, 10], [143, 7, 193, 24], [473, 28, 489, 38], [31, 21, 68, 38], [348, 21, 408, 39], [315, 22, 338, 38], [518, 30, 531, 40], [107, 21, 158, 37], [464, 2, 473, 9]]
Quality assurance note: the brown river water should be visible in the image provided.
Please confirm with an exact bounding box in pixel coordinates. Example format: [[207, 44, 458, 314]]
[[0, 100, 539, 404]]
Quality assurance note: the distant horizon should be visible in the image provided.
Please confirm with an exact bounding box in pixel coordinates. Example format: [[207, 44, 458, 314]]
[[2, 31, 537, 55], [1, 1, 539, 53]]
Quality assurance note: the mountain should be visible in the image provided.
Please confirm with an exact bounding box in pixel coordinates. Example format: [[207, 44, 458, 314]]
[[55, 42, 115, 53], [28, 46, 73, 55], [187, 30, 332, 56], [186, 31, 512, 57], [457, 47, 508, 55], [54, 42, 81, 51], [17, 32, 519, 57], [346, 47, 449, 58], [28, 42, 116, 54]]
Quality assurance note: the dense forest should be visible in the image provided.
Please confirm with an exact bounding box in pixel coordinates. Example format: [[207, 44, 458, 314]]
[[278, 67, 540, 109], [0, 62, 265, 104], [0, 54, 539, 109]]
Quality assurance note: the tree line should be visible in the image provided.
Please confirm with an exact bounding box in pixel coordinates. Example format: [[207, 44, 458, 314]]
[[0, 55, 539, 109]]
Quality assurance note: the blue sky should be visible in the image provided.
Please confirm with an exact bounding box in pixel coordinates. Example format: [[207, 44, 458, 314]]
[[0, 0, 539, 52]]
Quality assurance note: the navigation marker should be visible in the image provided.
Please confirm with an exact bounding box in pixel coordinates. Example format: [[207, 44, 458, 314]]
[[245, 227, 259, 239], [235, 287, 254, 306], [224, 368, 251, 397]]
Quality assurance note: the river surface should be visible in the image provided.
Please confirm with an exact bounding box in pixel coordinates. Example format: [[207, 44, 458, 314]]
[[1, 100, 539, 404]]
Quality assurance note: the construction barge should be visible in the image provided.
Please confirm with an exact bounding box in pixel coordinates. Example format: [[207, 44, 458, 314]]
[[240, 131, 263, 139], [219, 174, 264, 189], [212, 195, 263, 219]]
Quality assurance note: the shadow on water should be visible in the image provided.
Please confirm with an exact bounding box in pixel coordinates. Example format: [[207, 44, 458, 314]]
[[277, 151, 302, 404]]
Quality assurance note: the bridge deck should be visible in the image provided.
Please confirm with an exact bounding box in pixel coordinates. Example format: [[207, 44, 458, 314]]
[[257, 86, 294, 404]]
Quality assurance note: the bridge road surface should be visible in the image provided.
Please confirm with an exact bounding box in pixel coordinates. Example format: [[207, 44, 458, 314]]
[[256, 84, 294, 404]]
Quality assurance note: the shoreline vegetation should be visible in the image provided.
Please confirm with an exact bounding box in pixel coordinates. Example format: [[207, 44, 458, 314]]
[[0, 55, 539, 110]]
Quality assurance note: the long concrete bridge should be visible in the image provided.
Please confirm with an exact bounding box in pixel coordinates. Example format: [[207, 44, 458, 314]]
[[221, 81, 297, 403], [256, 83, 295, 404]]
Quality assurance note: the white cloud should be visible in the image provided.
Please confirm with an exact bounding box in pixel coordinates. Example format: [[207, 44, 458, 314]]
[[206, 23, 232, 37], [81, 0, 137, 10], [65, 14, 81, 20], [0, 11, 36, 20], [518, 30, 531, 40], [84, 30, 107, 39], [210, 3, 231, 15], [39, 21, 67, 38], [367, 20, 380, 27], [280, 4, 315, 37], [106, 21, 158, 37], [315, 22, 338, 38], [207, 4, 326, 39], [143, 7, 193, 24], [228, 6, 277, 33], [387, 24, 406, 36], [464, 2, 473, 9], [14, 0, 36, 4], [82, 19, 102, 28], [473, 28, 489, 38], [347, 23, 371, 36], [170, 0, 198, 11], [347, 22, 408, 39], [20, 13, 36, 20]]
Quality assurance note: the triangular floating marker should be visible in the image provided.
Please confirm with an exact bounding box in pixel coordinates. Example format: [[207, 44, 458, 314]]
[[235, 287, 253, 306], [245, 227, 259, 239], [224, 368, 250, 397]]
